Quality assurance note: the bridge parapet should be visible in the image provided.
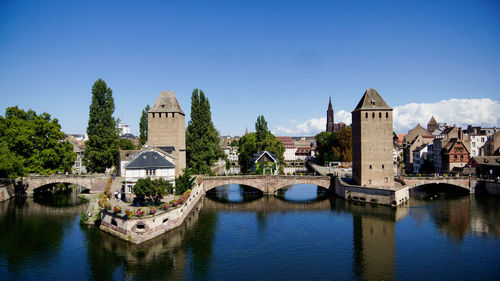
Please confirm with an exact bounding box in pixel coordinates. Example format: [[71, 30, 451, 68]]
[[399, 176, 474, 192], [22, 174, 109, 196], [202, 175, 332, 194]]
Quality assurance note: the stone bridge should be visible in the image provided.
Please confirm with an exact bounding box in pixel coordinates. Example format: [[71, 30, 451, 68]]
[[398, 176, 476, 193], [22, 175, 109, 196], [201, 175, 332, 194]]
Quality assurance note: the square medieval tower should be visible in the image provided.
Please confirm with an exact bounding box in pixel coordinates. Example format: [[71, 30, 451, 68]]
[[148, 91, 186, 176], [352, 89, 394, 188]]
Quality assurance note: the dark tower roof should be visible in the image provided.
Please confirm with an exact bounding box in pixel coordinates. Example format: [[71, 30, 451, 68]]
[[353, 88, 392, 111], [328, 97, 333, 110], [149, 91, 185, 114], [428, 116, 437, 125]]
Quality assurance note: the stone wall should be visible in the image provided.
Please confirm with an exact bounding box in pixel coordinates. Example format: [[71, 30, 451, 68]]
[[0, 180, 15, 202], [334, 177, 409, 206], [100, 182, 204, 244], [484, 181, 500, 196], [202, 175, 332, 194]]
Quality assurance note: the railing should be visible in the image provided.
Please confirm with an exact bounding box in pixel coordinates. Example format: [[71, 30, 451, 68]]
[[203, 175, 330, 180]]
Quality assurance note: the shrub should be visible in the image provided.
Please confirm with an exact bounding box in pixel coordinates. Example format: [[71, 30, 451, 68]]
[[79, 212, 89, 224], [172, 200, 179, 207], [149, 207, 157, 215], [125, 209, 134, 218], [113, 205, 121, 213], [162, 203, 170, 210]]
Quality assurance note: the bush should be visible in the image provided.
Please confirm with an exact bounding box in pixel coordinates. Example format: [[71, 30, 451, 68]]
[[149, 207, 157, 215], [162, 203, 170, 210], [113, 205, 121, 213], [79, 212, 89, 224]]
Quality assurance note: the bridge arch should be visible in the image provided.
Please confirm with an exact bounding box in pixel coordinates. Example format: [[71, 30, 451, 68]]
[[201, 175, 332, 194], [400, 177, 473, 193], [22, 175, 107, 196]]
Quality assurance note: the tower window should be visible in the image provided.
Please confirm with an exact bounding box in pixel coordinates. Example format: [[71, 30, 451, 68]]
[[379, 112, 382, 118], [158, 113, 161, 118], [382, 164, 384, 169], [386, 112, 388, 118], [369, 165, 372, 169], [152, 113, 155, 118], [365, 113, 368, 118], [172, 113, 175, 117], [372, 112, 375, 118]]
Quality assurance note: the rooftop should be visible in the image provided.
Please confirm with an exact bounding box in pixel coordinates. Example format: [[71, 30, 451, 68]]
[[149, 91, 185, 114], [353, 88, 392, 111], [125, 151, 175, 169]]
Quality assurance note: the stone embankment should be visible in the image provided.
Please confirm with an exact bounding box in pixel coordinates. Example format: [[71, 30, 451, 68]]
[[334, 177, 409, 206], [99, 182, 204, 244]]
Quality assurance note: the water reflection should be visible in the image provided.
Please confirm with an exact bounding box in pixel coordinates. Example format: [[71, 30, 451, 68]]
[[0, 184, 499, 280], [33, 183, 85, 207]]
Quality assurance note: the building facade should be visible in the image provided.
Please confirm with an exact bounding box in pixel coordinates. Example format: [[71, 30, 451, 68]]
[[352, 89, 394, 188], [147, 91, 186, 176]]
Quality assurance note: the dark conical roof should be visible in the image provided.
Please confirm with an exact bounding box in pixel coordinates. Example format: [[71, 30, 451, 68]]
[[353, 88, 392, 111], [328, 97, 333, 110], [428, 116, 437, 125], [149, 91, 184, 114]]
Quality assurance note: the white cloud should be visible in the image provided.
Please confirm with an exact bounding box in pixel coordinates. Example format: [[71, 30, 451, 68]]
[[393, 98, 500, 132], [275, 110, 351, 136], [274, 98, 500, 136]]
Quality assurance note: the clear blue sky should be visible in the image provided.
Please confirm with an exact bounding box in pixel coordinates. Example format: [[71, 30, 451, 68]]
[[1, 0, 499, 136]]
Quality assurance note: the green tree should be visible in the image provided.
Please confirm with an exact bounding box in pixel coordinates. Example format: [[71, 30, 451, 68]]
[[332, 127, 352, 162], [117, 138, 136, 150], [314, 131, 337, 165], [175, 168, 195, 195], [84, 79, 118, 173], [186, 89, 224, 174], [0, 107, 75, 175], [238, 116, 284, 174], [138, 104, 150, 146], [0, 142, 25, 178], [133, 177, 173, 205]]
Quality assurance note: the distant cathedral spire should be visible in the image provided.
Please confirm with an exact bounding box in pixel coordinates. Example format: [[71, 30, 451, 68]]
[[326, 97, 334, 132]]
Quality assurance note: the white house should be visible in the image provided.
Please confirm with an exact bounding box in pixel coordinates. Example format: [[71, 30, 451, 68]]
[[277, 136, 297, 161], [470, 134, 488, 157], [123, 149, 176, 195]]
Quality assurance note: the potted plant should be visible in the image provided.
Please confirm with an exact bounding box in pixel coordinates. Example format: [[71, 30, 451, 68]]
[[162, 203, 170, 210], [103, 202, 111, 210], [135, 208, 145, 217], [125, 209, 134, 218], [149, 207, 157, 215], [113, 205, 121, 213]]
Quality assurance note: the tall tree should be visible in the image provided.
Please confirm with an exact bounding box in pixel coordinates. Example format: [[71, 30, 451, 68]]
[[186, 89, 224, 174], [332, 127, 352, 162], [238, 116, 285, 173], [138, 104, 150, 146], [0, 107, 75, 176], [84, 79, 118, 173]]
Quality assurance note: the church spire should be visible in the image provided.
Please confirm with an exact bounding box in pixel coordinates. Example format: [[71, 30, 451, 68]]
[[326, 97, 334, 132]]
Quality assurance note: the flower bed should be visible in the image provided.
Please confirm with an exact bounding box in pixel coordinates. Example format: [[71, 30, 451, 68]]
[[149, 207, 157, 215], [113, 205, 121, 213]]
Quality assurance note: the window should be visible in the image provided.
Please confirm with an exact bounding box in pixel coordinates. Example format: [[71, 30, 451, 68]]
[[152, 113, 155, 118], [386, 112, 388, 118], [146, 169, 156, 176], [382, 164, 384, 169], [379, 112, 382, 118], [158, 113, 161, 118], [372, 112, 375, 118], [369, 165, 372, 169], [365, 113, 368, 118]]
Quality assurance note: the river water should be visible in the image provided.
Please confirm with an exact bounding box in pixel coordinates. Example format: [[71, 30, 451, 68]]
[[0, 184, 499, 280]]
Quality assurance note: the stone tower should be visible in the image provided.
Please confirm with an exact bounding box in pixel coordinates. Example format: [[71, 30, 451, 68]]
[[326, 97, 334, 132], [352, 89, 394, 188], [427, 116, 437, 133], [148, 91, 186, 176]]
